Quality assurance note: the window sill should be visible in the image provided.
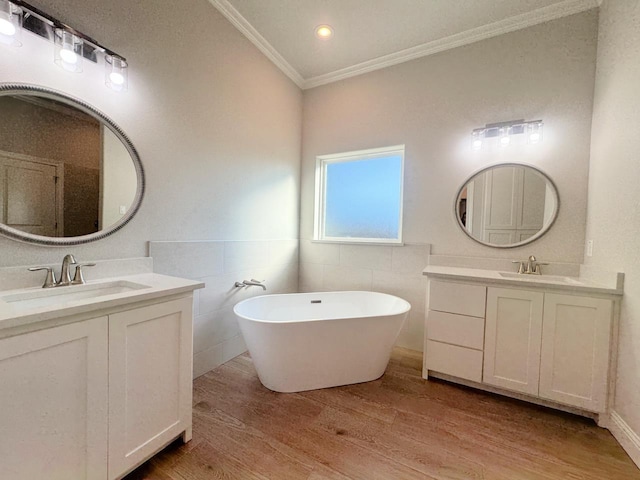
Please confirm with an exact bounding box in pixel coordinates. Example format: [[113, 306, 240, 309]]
[[311, 239, 404, 247]]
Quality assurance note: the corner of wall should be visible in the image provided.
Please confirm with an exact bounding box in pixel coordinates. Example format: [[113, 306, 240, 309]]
[[609, 411, 640, 468]]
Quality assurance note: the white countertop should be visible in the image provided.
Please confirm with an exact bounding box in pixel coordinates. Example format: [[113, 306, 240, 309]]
[[0, 273, 204, 331], [423, 265, 623, 296]]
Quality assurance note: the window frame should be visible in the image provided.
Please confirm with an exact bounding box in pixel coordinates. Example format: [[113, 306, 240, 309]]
[[313, 144, 405, 245]]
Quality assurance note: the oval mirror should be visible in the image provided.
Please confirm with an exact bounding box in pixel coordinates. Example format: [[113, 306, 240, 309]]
[[0, 84, 144, 245], [455, 163, 558, 248]]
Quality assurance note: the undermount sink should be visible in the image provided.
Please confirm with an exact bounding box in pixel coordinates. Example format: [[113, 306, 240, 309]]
[[498, 272, 583, 285], [1, 280, 151, 311]]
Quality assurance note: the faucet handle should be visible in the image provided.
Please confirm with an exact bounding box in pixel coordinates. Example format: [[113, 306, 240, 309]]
[[511, 260, 526, 274], [71, 263, 96, 285], [28, 266, 57, 288], [532, 262, 549, 275]]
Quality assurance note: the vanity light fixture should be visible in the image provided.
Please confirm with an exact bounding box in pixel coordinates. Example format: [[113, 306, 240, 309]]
[[471, 131, 483, 150], [54, 28, 83, 73], [0, 0, 22, 46], [315, 24, 333, 39], [105, 54, 128, 92], [471, 119, 543, 150], [528, 121, 544, 144], [499, 127, 511, 147], [4, 1, 129, 91]]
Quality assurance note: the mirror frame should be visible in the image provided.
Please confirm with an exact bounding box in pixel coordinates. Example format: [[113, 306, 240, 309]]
[[0, 83, 145, 246], [454, 162, 560, 249]]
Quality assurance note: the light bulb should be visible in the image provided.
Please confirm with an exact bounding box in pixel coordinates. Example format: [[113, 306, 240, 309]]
[[499, 127, 511, 146], [315, 25, 333, 39], [0, 17, 15, 36], [105, 55, 128, 92], [109, 71, 125, 85], [528, 122, 543, 144], [472, 131, 483, 150], [59, 48, 78, 64], [0, 0, 21, 46], [54, 29, 83, 73]]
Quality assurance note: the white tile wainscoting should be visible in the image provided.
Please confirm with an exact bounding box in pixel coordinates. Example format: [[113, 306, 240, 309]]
[[149, 239, 299, 378], [298, 240, 430, 352]]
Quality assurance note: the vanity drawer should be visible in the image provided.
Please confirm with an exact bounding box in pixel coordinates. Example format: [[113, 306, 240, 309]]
[[426, 340, 483, 383], [429, 280, 486, 318], [427, 310, 485, 350]]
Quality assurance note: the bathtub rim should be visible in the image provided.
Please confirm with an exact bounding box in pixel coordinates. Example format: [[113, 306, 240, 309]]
[[233, 290, 411, 324]]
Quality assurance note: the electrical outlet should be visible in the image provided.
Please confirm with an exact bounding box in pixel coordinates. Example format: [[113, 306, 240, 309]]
[[587, 239, 594, 257]]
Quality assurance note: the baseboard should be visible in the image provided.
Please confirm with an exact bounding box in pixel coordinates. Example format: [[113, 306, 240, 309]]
[[426, 371, 599, 421], [609, 411, 640, 468]]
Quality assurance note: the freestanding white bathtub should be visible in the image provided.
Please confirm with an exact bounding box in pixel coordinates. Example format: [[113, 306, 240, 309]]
[[233, 291, 410, 393]]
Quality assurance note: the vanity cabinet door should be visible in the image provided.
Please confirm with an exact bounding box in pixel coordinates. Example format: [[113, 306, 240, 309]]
[[108, 297, 193, 480], [539, 294, 612, 412], [0, 317, 108, 480], [483, 287, 544, 395]]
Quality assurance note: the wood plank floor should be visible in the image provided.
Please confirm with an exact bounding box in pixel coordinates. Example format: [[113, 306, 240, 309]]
[[125, 348, 640, 479]]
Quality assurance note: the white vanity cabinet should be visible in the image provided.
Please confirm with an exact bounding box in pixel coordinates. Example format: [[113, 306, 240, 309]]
[[483, 287, 544, 396], [484, 287, 612, 412], [0, 316, 108, 480], [0, 285, 198, 480], [425, 280, 486, 383], [424, 276, 618, 418], [538, 293, 612, 411], [108, 297, 193, 479]]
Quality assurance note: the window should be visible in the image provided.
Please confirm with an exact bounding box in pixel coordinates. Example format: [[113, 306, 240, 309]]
[[314, 145, 404, 244]]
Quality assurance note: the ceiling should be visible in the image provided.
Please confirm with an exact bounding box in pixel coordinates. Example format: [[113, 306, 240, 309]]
[[210, 0, 600, 89]]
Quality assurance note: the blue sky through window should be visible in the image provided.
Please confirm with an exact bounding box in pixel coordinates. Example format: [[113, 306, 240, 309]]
[[324, 154, 402, 239]]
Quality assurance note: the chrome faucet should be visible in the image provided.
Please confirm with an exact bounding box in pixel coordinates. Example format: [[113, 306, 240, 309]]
[[58, 254, 78, 286], [235, 279, 267, 291], [512, 255, 549, 275], [28, 254, 94, 288]]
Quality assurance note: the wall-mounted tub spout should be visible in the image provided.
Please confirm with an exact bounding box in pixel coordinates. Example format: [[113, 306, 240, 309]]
[[234, 279, 267, 290]]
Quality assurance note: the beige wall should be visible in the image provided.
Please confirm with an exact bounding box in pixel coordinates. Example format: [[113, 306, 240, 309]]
[[585, 0, 640, 445], [0, 0, 302, 266], [300, 11, 598, 263]]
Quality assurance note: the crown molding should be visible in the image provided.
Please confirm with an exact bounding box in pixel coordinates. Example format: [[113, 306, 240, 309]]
[[208, 0, 304, 88], [209, 0, 600, 91], [302, 0, 601, 89]]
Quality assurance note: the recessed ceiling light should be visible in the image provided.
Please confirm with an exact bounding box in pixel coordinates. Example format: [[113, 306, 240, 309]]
[[315, 25, 333, 39]]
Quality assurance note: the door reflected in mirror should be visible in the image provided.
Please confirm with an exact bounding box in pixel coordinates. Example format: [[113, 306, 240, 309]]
[[455, 164, 558, 248], [0, 93, 139, 239]]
